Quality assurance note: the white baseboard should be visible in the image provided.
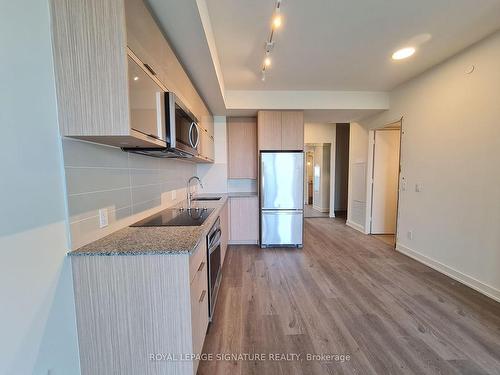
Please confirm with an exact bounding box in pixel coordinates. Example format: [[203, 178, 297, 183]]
[[396, 243, 500, 303], [346, 220, 366, 234], [312, 205, 329, 213]]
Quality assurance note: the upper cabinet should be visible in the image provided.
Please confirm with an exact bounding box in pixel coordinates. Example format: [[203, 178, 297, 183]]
[[227, 117, 257, 179], [281, 111, 305, 150], [257, 111, 304, 151], [257, 111, 282, 150], [50, 0, 214, 161], [198, 116, 215, 163], [124, 0, 211, 132]]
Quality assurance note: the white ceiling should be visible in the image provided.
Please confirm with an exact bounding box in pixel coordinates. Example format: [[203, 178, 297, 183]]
[[206, 0, 500, 91], [148, 0, 500, 121]]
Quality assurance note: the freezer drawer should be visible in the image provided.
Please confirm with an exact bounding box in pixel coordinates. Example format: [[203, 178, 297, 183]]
[[261, 210, 303, 247]]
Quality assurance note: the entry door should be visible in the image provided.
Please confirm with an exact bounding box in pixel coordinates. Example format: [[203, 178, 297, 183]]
[[371, 130, 401, 234]]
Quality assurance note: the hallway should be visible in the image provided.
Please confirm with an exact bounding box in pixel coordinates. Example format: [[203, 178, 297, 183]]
[[199, 218, 500, 375], [304, 204, 329, 218]]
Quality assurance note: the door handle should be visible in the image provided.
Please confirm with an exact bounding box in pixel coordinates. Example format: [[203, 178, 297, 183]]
[[144, 63, 156, 76], [199, 290, 206, 303], [197, 261, 205, 272]]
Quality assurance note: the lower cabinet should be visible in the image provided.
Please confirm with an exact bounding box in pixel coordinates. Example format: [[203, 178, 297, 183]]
[[71, 240, 209, 375], [220, 200, 229, 263], [229, 196, 259, 244], [189, 244, 209, 374]]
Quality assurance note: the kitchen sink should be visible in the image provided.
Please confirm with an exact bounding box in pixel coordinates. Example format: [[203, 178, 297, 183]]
[[191, 196, 222, 201]]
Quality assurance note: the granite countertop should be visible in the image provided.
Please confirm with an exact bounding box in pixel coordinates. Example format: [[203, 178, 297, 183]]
[[69, 194, 229, 256]]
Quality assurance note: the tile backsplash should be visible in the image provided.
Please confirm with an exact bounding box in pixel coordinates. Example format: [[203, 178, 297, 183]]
[[62, 138, 196, 249]]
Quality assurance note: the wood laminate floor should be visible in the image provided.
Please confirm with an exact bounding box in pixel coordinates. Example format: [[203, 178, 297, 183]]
[[199, 218, 500, 375], [372, 234, 396, 247]]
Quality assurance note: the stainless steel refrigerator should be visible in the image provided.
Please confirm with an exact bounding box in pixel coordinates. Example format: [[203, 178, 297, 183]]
[[260, 151, 304, 248]]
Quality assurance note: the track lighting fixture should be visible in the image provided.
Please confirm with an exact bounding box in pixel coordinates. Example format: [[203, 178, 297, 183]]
[[260, 0, 283, 82]]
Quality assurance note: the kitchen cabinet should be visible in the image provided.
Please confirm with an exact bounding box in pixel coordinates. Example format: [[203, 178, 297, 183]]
[[124, 0, 211, 131], [281, 111, 305, 150], [229, 196, 259, 244], [257, 110, 304, 151], [71, 241, 209, 375], [220, 200, 229, 263], [257, 111, 282, 150], [196, 129, 215, 163], [50, 0, 214, 158], [227, 117, 257, 179], [195, 114, 215, 163]]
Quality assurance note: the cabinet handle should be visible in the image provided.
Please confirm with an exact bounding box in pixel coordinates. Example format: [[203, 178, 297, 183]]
[[199, 290, 206, 303], [197, 261, 205, 272], [144, 63, 157, 76]]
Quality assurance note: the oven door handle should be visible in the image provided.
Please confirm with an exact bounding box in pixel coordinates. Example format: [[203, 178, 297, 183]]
[[208, 228, 221, 249]]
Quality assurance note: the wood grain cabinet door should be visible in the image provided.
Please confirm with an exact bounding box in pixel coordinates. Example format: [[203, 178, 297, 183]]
[[227, 118, 257, 178], [258, 111, 282, 150], [229, 197, 259, 243], [282, 111, 304, 151]]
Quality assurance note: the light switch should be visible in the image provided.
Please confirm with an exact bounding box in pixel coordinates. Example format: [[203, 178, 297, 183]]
[[415, 183, 423, 192], [98, 208, 109, 228], [401, 178, 407, 191], [171, 190, 177, 200]]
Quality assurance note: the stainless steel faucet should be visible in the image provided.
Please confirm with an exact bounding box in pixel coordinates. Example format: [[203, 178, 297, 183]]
[[186, 176, 203, 210]]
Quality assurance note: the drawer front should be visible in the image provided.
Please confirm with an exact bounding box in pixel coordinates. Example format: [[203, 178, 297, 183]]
[[190, 264, 209, 374], [189, 241, 207, 284]]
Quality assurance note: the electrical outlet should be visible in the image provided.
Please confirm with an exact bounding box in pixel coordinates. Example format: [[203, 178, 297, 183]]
[[98, 208, 109, 228], [407, 230, 413, 240], [171, 190, 176, 200]]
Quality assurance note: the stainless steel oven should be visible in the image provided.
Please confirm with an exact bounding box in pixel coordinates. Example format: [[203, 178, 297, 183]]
[[207, 217, 222, 321]]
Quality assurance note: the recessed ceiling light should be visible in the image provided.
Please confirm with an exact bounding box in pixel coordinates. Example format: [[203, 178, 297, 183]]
[[264, 56, 271, 67], [392, 47, 416, 60], [133, 76, 139, 81]]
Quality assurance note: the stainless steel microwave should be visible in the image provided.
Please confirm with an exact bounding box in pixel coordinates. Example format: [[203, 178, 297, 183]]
[[122, 54, 200, 158]]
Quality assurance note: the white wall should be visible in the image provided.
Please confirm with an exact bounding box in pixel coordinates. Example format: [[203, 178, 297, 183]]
[[359, 31, 500, 301], [304, 123, 336, 216], [0, 1, 80, 373]]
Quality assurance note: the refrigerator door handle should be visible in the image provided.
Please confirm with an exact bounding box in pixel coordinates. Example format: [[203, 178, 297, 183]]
[[261, 209, 303, 213]]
